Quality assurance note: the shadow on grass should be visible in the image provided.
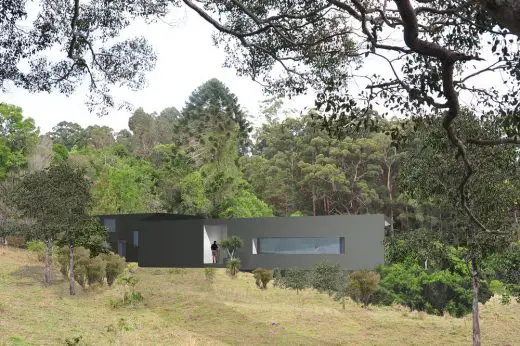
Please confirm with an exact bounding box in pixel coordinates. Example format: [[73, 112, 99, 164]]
[[9, 265, 63, 287], [150, 293, 327, 345]]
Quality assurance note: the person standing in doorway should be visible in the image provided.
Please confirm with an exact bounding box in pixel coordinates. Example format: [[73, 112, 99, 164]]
[[211, 241, 219, 264]]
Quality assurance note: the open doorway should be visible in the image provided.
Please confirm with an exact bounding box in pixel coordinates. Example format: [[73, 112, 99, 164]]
[[203, 225, 227, 264]]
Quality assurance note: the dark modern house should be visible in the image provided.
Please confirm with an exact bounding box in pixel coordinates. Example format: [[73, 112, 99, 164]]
[[97, 213, 386, 271]]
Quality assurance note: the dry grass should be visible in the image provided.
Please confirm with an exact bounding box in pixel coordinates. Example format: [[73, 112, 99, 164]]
[[1, 246, 519, 345]]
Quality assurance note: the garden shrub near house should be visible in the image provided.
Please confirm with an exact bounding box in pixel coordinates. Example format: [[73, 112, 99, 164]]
[[227, 258, 241, 277], [310, 262, 344, 295], [347, 270, 381, 308], [252, 268, 273, 289], [278, 267, 310, 294], [86, 255, 106, 286], [103, 253, 126, 286]]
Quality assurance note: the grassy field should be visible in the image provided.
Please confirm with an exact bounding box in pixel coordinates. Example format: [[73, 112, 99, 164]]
[[0, 247, 519, 346]]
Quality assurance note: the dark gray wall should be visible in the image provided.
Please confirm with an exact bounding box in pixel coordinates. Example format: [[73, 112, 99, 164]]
[[138, 219, 205, 267], [206, 214, 385, 270], [97, 213, 202, 263]]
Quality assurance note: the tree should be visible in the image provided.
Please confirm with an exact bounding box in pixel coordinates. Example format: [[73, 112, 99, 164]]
[[85, 125, 115, 149], [218, 190, 273, 218], [48, 122, 88, 150], [178, 79, 252, 155], [12, 164, 93, 287], [182, 3, 520, 344], [279, 267, 310, 294], [0, 104, 39, 179], [0, 1, 164, 115], [219, 235, 244, 259]]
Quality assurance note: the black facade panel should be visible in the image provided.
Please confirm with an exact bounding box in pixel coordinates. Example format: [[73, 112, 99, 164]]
[[138, 219, 205, 267]]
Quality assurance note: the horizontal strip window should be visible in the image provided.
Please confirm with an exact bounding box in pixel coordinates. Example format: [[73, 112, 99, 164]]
[[257, 237, 345, 255]]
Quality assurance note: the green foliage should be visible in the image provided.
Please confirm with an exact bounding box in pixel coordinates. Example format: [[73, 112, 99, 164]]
[[377, 260, 493, 317], [226, 257, 241, 277], [86, 255, 106, 286], [310, 262, 344, 295], [111, 270, 143, 308], [218, 190, 273, 218], [179, 171, 211, 215], [347, 270, 381, 308], [25, 240, 45, 262], [52, 143, 69, 164], [103, 253, 126, 286], [72, 247, 91, 289], [252, 268, 273, 289], [0, 104, 39, 179], [483, 242, 520, 300], [220, 235, 244, 259], [91, 157, 160, 214], [277, 267, 310, 294]]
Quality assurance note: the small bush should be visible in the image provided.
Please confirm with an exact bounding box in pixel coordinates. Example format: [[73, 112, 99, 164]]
[[311, 262, 344, 295], [490, 279, 506, 295], [26, 240, 46, 262], [204, 267, 215, 281], [227, 257, 241, 277], [103, 253, 126, 286], [272, 268, 283, 287], [86, 255, 106, 286], [253, 268, 273, 289], [127, 262, 138, 273], [347, 270, 381, 308], [73, 247, 91, 289], [281, 267, 310, 294]]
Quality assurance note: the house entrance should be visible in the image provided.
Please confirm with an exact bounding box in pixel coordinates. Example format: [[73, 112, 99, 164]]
[[203, 225, 227, 264]]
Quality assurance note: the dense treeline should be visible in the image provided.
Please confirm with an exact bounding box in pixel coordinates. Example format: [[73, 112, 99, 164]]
[[1, 78, 519, 310]]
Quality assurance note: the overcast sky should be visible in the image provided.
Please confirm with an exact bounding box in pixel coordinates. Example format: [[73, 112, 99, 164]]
[[2, 6, 314, 134], [1, 5, 504, 135]]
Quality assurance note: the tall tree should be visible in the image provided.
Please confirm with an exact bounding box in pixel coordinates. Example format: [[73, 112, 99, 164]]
[[12, 164, 94, 286], [0, 104, 39, 179], [0, 0, 164, 114], [179, 79, 252, 154], [48, 121, 88, 150]]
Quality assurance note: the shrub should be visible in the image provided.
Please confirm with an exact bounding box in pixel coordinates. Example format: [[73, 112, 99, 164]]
[[127, 262, 138, 273], [73, 247, 91, 289], [204, 267, 215, 281], [56, 246, 70, 277], [310, 262, 344, 295], [490, 279, 506, 295], [347, 270, 381, 308], [280, 267, 310, 294], [252, 268, 273, 289], [378, 261, 493, 317], [227, 257, 241, 277], [272, 268, 283, 287], [26, 240, 46, 262], [103, 253, 126, 286], [86, 255, 106, 286]]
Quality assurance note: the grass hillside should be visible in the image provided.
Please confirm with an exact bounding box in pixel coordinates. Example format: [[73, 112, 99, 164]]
[[1, 247, 519, 346]]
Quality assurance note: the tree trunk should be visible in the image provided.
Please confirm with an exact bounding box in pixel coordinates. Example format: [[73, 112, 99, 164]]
[[44, 241, 52, 285], [69, 243, 76, 296], [312, 187, 316, 216], [471, 255, 481, 346]]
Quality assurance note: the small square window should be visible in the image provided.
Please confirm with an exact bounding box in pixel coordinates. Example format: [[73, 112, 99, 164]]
[[103, 218, 116, 233]]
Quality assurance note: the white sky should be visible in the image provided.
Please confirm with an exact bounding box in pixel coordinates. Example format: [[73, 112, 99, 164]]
[[0, 4, 507, 134], [1, 6, 314, 134]]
